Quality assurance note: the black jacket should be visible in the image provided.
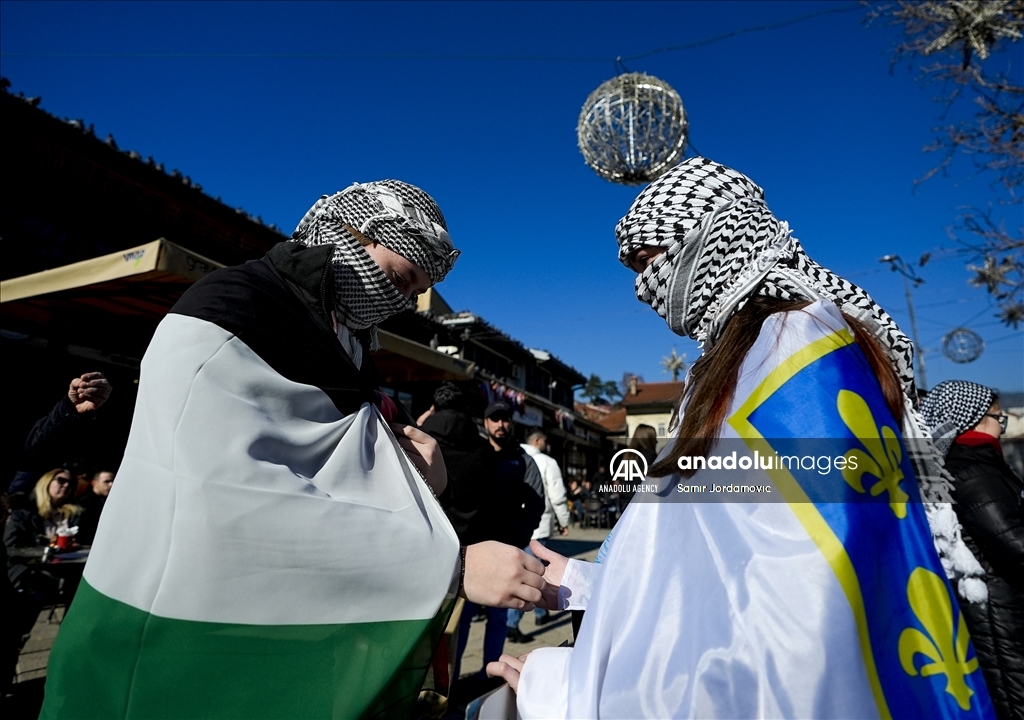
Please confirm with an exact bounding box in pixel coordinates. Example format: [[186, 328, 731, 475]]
[[945, 439, 1024, 720], [8, 396, 96, 495], [437, 436, 544, 549], [3, 492, 82, 549], [76, 490, 107, 545]]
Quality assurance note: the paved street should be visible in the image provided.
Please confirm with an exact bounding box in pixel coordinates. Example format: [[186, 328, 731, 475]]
[[456, 525, 608, 675], [444, 524, 609, 717], [7, 525, 610, 718]]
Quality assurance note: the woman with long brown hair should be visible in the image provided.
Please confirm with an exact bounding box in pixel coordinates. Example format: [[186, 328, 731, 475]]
[[491, 158, 994, 719]]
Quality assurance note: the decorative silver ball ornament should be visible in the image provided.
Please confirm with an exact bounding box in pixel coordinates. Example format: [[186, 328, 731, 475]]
[[942, 327, 985, 364], [577, 72, 689, 185]]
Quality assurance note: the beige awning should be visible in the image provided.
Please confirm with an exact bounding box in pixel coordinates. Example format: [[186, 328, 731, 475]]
[[1, 240, 478, 380], [373, 329, 476, 380], [2, 238, 222, 322]]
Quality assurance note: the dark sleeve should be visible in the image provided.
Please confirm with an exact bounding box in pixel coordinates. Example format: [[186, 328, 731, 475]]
[[4, 509, 42, 549], [21, 395, 89, 472], [76, 501, 101, 545], [952, 459, 1024, 592], [442, 448, 487, 545]]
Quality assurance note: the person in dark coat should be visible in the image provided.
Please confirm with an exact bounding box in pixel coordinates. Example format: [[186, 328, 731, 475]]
[[7, 373, 112, 495], [450, 400, 545, 681], [76, 468, 115, 545], [420, 382, 487, 499], [922, 381, 1024, 720]]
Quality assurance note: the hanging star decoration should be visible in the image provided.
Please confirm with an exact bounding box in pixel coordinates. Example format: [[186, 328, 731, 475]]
[[967, 255, 1014, 295], [998, 303, 1024, 328], [921, 0, 1024, 65], [660, 348, 687, 382]]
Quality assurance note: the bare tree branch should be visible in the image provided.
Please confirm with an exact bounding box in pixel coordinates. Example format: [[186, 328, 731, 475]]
[[868, 0, 1024, 327]]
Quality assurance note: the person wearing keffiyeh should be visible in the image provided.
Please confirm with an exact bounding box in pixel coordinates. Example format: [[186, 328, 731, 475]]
[[921, 381, 1024, 720], [495, 158, 996, 720], [40, 179, 549, 720]]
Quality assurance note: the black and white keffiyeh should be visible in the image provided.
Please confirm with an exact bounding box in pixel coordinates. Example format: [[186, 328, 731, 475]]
[[616, 157, 987, 602], [291, 180, 460, 349], [920, 381, 995, 456]]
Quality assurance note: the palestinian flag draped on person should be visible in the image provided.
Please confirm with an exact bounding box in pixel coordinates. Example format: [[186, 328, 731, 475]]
[[41, 181, 463, 719]]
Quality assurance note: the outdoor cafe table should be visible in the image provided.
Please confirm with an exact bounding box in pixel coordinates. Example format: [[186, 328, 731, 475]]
[[8, 546, 91, 608], [7, 546, 91, 565]]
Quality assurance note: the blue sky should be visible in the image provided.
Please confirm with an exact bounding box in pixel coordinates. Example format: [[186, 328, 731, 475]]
[[2, 0, 1021, 393]]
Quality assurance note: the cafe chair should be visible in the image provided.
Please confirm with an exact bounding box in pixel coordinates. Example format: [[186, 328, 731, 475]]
[[582, 499, 609, 529]]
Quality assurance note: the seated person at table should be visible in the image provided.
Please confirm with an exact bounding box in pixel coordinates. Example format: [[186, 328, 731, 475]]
[[76, 468, 114, 545], [4, 468, 83, 549]]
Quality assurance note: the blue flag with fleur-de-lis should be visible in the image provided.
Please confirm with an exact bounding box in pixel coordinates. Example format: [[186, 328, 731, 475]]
[[516, 301, 995, 720], [728, 309, 995, 720]]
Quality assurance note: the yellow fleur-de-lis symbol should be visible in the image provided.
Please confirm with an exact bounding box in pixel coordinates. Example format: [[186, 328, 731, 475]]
[[898, 567, 980, 710], [837, 389, 909, 518]]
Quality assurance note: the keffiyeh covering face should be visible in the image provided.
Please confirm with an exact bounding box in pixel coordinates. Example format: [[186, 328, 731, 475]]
[[920, 380, 995, 455], [291, 180, 460, 344], [615, 156, 988, 602], [616, 157, 916, 392]]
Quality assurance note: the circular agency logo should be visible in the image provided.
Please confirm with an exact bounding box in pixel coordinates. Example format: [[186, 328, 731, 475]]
[[609, 448, 648, 485]]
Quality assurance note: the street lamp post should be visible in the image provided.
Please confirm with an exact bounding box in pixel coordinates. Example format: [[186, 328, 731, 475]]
[[880, 254, 928, 391]]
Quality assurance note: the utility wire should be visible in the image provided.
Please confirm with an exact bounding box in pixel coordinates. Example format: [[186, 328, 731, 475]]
[[922, 303, 999, 346], [986, 332, 1024, 345], [619, 2, 860, 62], [0, 3, 862, 63]]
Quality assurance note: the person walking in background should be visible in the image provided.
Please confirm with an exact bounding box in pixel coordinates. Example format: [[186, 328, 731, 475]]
[[420, 382, 487, 533], [628, 424, 658, 469], [508, 429, 570, 638], [922, 381, 1024, 720], [452, 401, 544, 681]]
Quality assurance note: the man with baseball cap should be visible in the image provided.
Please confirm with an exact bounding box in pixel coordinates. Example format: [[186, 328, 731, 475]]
[[449, 399, 545, 687]]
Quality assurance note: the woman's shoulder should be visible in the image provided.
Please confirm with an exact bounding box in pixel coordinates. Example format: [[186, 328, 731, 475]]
[[947, 441, 1019, 479], [738, 300, 853, 383], [759, 300, 850, 344]]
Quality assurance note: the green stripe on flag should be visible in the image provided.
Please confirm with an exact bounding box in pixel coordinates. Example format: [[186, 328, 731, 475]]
[[42, 579, 452, 719]]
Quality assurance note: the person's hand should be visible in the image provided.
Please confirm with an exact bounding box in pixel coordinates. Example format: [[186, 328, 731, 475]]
[[558, 526, 569, 537], [530, 539, 569, 611], [486, 653, 528, 693], [390, 423, 447, 496], [462, 541, 544, 610], [415, 404, 436, 427], [68, 372, 112, 414]]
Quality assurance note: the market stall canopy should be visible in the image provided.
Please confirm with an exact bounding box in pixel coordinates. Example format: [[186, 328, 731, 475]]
[[1, 238, 223, 359], [373, 329, 476, 381]]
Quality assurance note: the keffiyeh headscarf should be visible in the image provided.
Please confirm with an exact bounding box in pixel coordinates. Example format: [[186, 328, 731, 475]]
[[920, 381, 996, 456], [291, 180, 460, 348], [616, 157, 987, 602]]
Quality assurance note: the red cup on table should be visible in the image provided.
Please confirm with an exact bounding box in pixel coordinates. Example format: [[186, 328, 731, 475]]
[[55, 534, 70, 550]]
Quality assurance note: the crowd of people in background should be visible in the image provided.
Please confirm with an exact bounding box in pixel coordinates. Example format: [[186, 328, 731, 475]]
[[2, 372, 117, 696]]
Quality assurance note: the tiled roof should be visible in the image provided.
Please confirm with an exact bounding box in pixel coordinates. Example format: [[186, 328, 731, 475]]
[[620, 381, 685, 407], [574, 402, 628, 433]]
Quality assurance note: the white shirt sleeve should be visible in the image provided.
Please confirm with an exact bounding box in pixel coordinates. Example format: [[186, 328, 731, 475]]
[[556, 558, 602, 611], [544, 461, 572, 530], [517, 647, 572, 719]]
